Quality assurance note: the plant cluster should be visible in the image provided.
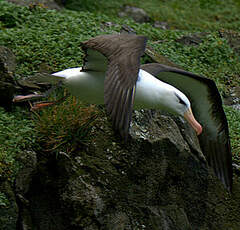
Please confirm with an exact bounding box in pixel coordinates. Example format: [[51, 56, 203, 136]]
[[33, 94, 99, 153]]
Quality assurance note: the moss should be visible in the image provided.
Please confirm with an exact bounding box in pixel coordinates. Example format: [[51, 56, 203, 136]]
[[0, 181, 18, 230], [0, 107, 36, 183]]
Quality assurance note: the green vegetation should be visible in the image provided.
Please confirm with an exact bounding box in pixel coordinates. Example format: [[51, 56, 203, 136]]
[[0, 0, 239, 179], [150, 32, 240, 92], [33, 95, 98, 153], [224, 106, 240, 161], [65, 0, 240, 31], [0, 107, 35, 182], [0, 192, 9, 207]]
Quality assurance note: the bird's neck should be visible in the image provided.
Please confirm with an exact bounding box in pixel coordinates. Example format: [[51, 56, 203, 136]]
[[134, 69, 176, 111]]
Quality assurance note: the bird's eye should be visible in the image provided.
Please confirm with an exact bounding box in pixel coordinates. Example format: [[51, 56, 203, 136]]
[[175, 93, 187, 106]]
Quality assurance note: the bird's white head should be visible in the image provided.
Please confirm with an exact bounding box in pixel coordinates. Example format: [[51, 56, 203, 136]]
[[169, 90, 202, 135]]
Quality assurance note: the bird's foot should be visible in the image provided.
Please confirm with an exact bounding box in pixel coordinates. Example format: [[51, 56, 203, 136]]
[[30, 101, 56, 111], [13, 94, 45, 103]]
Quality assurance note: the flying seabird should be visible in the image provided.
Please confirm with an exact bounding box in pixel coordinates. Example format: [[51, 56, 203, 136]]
[[13, 34, 232, 192]]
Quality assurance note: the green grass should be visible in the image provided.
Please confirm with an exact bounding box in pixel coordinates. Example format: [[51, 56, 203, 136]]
[[65, 0, 240, 31], [0, 2, 108, 77], [224, 106, 240, 161], [0, 107, 36, 182], [149, 32, 240, 91], [0, 192, 9, 207]]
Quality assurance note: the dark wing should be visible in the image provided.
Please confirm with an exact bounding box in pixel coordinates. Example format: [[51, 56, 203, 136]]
[[141, 63, 232, 192], [82, 34, 147, 140]]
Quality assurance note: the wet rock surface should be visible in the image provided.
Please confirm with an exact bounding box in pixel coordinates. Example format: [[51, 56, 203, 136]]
[[12, 109, 240, 230]]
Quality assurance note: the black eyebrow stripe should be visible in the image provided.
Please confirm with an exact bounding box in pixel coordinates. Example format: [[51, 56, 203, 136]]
[[175, 92, 187, 106]]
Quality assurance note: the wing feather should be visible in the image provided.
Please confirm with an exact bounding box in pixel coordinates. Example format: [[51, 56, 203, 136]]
[[82, 34, 147, 139], [141, 63, 232, 191]]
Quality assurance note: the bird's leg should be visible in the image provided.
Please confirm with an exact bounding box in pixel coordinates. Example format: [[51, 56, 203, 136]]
[[13, 81, 68, 110], [30, 93, 70, 111], [13, 81, 63, 103], [13, 93, 46, 103], [30, 100, 58, 111]]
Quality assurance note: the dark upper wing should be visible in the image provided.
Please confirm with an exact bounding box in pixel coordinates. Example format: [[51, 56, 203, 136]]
[[82, 34, 147, 139], [141, 63, 232, 192]]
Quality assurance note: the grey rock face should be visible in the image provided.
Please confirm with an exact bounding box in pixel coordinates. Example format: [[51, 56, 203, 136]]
[[12, 109, 239, 230], [154, 21, 170, 30], [118, 6, 151, 23], [176, 33, 208, 46], [223, 86, 240, 111], [0, 46, 17, 110], [0, 181, 19, 230]]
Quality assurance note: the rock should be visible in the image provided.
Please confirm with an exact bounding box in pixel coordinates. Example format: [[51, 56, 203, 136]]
[[147, 205, 191, 230], [0, 46, 18, 110], [120, 24, 137, 34], [223, 86, 240, 111], [144, 45, 181, 68], [15, 151, 37, 230], [118, 5, 151, 23], [13, 109, 240, 229], [0, 46, 16, 73], [219, 30, 240, 56], [0, 47, 52, 110], [176, 32, 208, 46], [0, 181, 18, 230], [15, 151, 37, 195], [17, 72, 54, 90], [154, 21, 170, 30], [233, 163, 240, 175]]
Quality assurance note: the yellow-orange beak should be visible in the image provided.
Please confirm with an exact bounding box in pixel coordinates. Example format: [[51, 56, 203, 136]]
[[184, 108, 202, 135]]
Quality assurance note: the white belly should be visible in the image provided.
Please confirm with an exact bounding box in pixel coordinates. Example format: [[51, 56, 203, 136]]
[[65, 71, 105, 105], [53, 68, 175, 110], [134, 69, 175, 110]]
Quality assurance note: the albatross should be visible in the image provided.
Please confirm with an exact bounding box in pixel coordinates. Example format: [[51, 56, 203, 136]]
[[13, 34, 232, 192]]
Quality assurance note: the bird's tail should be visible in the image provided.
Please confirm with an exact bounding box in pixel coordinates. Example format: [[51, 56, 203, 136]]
[[17, 68, 82, 90], [29, 72, 66, 84], [16, 73, 65, 90]]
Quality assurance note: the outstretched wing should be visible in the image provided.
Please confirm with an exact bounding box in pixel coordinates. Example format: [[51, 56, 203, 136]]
[[82, 34, 147, 139], [141, 63, 232, 192]]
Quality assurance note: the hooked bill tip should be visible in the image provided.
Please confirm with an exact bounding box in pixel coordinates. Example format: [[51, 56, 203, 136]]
[[184, 108, 202, 135]]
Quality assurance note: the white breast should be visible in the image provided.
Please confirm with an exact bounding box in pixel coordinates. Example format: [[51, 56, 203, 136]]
[[134, 69, 177, 110], [53, 68, 180, 111], [53, 67, 105, 104]]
